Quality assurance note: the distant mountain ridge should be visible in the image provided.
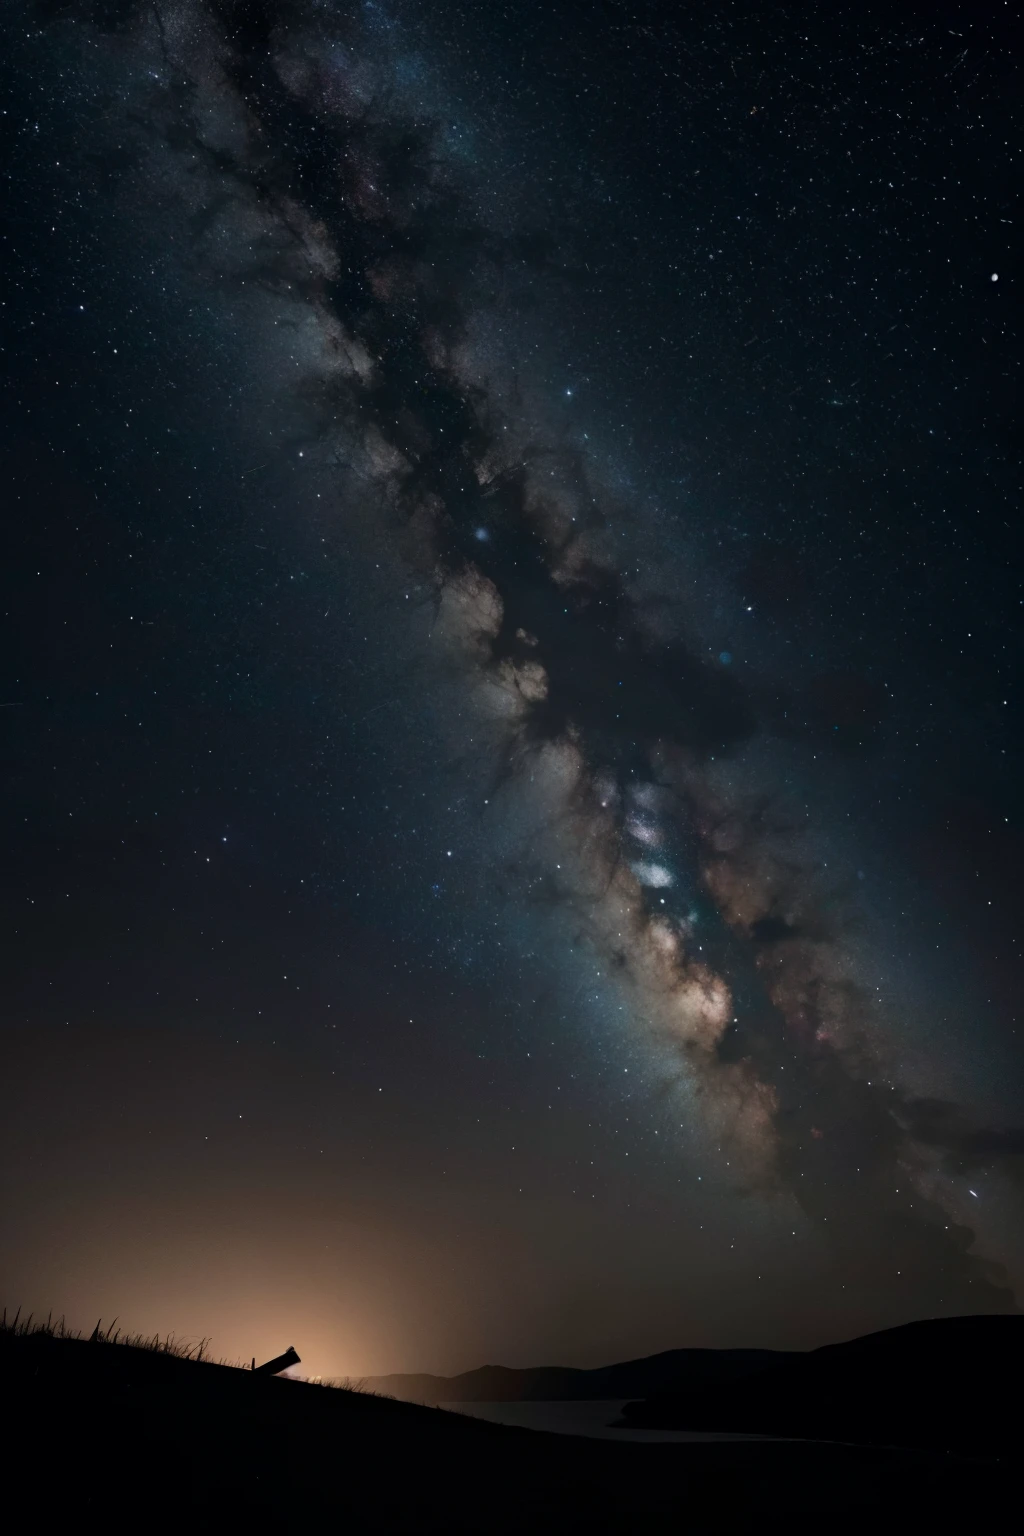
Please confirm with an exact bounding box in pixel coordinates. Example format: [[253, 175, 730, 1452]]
[[362, 1346, 788, 1403], [621, 1314, 1023, 1454]]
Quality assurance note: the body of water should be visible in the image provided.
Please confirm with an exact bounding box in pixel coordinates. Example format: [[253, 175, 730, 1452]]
[[443, 1400, 772, 1443]]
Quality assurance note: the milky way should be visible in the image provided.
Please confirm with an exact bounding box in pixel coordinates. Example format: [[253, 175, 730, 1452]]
[[23, 0, 1022, 1339]]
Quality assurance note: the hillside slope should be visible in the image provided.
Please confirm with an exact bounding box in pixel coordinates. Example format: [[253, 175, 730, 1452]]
[[1, 1323, 1007, 1529]]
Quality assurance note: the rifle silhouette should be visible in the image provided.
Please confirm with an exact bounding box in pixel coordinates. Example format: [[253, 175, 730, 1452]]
[[251, 1346, 301, 1376]]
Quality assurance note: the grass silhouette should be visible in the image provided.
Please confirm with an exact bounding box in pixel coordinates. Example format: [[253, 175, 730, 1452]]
[[2, 1306, 220, 1360]]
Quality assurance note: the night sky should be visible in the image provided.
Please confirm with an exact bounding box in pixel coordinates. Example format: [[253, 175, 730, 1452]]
[[2, 0, 1021, 1380]]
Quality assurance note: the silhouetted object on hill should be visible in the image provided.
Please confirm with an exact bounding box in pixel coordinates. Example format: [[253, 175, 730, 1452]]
[[252, 1346, 300, 1376]]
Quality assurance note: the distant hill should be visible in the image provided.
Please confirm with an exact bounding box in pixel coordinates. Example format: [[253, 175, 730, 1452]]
[[363, 1346, 788, 1403], [621, 1314, 1023, 1455]]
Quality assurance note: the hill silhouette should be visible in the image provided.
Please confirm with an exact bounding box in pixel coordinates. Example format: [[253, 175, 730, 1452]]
[[365, 1346, 786, 1403], [1, 1313, 1011, 1528], [621, 1315, 1022, 1455]]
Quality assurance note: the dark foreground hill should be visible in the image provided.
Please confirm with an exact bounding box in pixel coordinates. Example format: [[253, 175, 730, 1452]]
[[365, 1346, 787, 1404], [622, 1314, 1022, 1456], [1, 1323, 1011, 1531]]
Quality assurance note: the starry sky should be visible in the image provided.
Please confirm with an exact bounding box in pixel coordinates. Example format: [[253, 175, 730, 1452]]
[[2, 0, 1021, 1379]]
